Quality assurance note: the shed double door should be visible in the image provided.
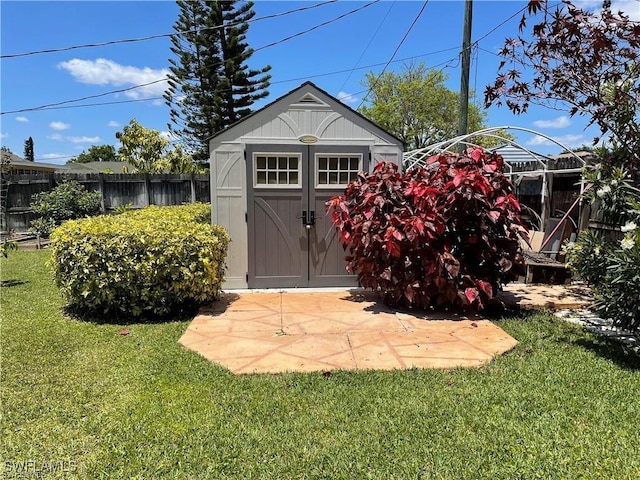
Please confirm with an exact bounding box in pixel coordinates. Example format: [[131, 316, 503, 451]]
[[247, 144, 368, 288]]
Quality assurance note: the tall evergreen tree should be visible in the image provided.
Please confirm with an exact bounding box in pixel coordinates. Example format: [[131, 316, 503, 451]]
[[165, 0, 271, 164], [23, 137, 34, 162]]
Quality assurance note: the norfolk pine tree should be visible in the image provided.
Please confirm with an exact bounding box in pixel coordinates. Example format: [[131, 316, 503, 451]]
[[164, 0, 271, 165], [23, 137, 34, 162]]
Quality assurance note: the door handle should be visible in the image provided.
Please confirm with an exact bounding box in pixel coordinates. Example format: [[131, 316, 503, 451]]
[[301, 210, 316, 229]]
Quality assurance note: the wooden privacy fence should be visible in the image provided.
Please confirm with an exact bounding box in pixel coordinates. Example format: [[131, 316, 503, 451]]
[[1, 173, 211, 232]]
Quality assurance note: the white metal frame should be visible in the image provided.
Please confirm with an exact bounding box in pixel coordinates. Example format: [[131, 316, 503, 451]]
[[402, 126, 589, 230]]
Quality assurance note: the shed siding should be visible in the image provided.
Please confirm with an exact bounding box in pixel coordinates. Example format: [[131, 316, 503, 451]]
[[211, 149, 247, 289]]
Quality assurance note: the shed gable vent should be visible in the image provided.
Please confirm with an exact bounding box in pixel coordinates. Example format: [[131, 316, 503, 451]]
[[295, 93, 327, 106]]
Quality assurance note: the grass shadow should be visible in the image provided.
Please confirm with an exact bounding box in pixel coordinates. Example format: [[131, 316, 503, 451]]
[[0, 279, 27, 288], [63, 299, 223, 326], [572, 336, 640, 370]]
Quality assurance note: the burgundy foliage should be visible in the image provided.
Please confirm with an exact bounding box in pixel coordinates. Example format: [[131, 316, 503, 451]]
[[326, 149, 528, 310], [484, 0, 640, 171]]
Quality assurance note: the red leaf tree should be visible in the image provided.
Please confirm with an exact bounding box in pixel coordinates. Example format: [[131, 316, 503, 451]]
[[327, 148, 527, 310], [484, 0, 640, 173]]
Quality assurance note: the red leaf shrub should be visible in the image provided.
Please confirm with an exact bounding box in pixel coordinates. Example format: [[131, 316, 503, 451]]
[[326, 148, 527, 310]]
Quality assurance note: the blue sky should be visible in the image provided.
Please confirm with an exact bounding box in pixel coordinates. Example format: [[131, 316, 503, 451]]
[[1, 0, 638, 164]]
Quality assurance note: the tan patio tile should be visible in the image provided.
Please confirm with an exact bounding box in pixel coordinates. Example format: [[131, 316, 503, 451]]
[[228, 318, 284, 334], [235, 351, 343, 374], [390, 337, 490, 361], [185, 318, 234, 336], [318, 348, 359, 370], [222, 293, 283, 312], [278, 333, 354, 366], [178, 331, 216, 350], [449, 322, 518, 355], [191, 333, 293, 360], [282, 311, 405, 334], [290, 318, 355, 334], [347, 331, 407, 370], [349, 344, 407, 370], [280, 292, 386, 313]]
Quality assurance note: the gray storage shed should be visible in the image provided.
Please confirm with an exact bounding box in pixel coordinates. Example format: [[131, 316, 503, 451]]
[[210, 81, 404, 289]]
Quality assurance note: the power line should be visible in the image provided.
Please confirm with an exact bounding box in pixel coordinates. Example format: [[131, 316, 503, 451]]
[[2, 47, 460, 115], [31, 58, 461, 161], [471, 4, 527, 46], [252, 0, 379, 54], [1, 79, 168, 115], [357, 1, 430, 110], [0, 1, 389, 117], [347, 55, 460, 105], [337, 1, 397, 94], [0, 1, 338, 59]]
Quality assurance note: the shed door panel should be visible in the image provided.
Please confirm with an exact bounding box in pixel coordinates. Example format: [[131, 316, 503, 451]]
[[308, 145, 367, 287], [247, 145, 307, 288], [247, 144, 366, 288]]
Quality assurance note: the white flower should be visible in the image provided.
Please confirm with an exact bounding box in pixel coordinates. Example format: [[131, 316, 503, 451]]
[[594, 246, 601, 256], [621, 237, 634, 250], [596, 185, 612, 198], [561, 241, 576, 256], [621, 221, 637, 233], [610, 180, 618, 186]]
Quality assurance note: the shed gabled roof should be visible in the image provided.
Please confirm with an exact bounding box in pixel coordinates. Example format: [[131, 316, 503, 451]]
[[209, 81, 404, 147]]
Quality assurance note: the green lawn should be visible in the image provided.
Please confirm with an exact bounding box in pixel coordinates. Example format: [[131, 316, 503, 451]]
[[2, 250, 639, 479]]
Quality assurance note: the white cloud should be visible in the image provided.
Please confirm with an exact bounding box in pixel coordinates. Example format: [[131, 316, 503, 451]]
[[40, 153, 66, 160], [526, 133, 586, 148], [0, 132, 8, 139], [47, 133, 64, 141], [58, 58, 169, 100], [67, 136, 101, 144], [337, 91, 359, 105], [571, 0, 640, 21], [50, 121, 70, 131], [611, 0, 640, 21], [16, 116, 28, 122], [159, 131, 178, 141], [107, 120, 120, 128], [533, 115, 571, 129]]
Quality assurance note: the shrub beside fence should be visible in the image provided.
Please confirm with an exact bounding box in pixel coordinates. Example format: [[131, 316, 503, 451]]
[[1, 173, 211, 231]]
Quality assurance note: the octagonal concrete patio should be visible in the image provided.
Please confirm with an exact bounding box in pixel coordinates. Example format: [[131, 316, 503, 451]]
[[179, 290, 526, 374]]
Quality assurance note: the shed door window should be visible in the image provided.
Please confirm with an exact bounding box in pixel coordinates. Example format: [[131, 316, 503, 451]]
[[254, 154, 301, 187], [316, 154, 361, 187]]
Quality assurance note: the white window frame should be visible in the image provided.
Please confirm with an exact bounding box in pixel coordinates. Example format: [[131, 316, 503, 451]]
[[315, 153, 363, 189], [253, 152, 302, 189]]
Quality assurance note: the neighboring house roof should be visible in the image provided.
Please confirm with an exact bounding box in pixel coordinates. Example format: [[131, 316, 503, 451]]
[[489, 144, 586, 173], [488, 144, 553, 164], [550, 150, 598, 163], [1, 152, 70, 172], [208, 81, 405, 147], [64, 161, 135, 174]]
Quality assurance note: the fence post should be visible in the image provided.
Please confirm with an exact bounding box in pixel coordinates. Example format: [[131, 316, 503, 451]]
[[190, 173, 196, 203], [144, 174, 151, 206], [98, 174, 106, 213]]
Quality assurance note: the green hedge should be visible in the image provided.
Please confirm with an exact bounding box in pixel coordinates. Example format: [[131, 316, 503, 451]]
[[49, 203, 230, 318]]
